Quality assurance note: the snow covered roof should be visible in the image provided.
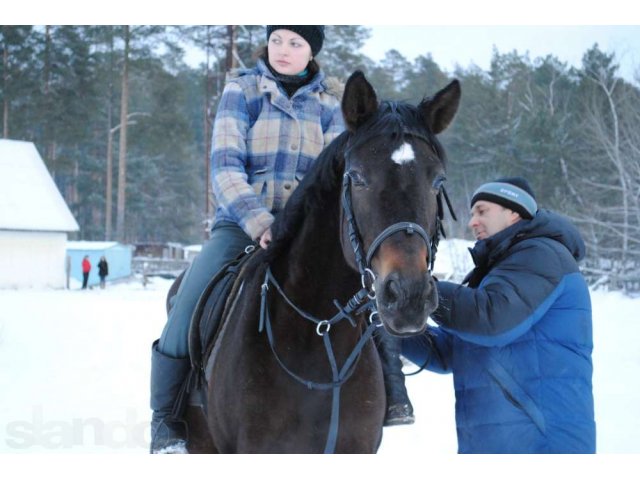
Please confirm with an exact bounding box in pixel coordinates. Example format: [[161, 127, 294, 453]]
[[0, 139, 79, 232], [67, 241, 121, 251]]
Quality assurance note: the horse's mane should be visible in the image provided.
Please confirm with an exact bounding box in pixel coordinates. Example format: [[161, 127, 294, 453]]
[[261, 130, 350, 264]]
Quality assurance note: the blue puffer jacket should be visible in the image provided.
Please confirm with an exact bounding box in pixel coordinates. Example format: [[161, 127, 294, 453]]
[[402, 210, 595, 453]]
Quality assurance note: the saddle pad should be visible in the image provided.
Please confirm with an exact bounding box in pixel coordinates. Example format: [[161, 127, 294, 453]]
[[188, 248, 256, 374]]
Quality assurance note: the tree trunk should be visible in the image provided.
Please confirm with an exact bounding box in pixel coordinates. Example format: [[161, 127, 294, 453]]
[[115, 26, 130, 242], [204, 25, 213, 234], [596, 75, 628, 279], [2, 29, 8, 139], [105, 27, 115, 241], [43, 27, 59, 182], [225, 25, 237, 72], [44, 26, 54, 175], [106, 129, 114, 240]]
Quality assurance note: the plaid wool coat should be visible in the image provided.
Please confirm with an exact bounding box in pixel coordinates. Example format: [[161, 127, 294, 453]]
[[210, 59, 345, 240]]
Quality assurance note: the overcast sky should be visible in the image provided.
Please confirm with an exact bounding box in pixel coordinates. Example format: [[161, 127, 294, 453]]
[[10, 1, 640, 82], [361, 26, 640, 81]]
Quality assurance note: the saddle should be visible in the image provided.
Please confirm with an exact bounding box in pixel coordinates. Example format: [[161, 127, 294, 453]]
[[188, 246, 257, 377], [176, 246, 256, 414]]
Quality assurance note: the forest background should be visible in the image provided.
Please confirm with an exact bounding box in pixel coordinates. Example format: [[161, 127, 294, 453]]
[[2, 25, 639, 290]]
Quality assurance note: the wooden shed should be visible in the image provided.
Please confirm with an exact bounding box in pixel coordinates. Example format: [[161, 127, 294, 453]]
[[0, 139, 79, 288]]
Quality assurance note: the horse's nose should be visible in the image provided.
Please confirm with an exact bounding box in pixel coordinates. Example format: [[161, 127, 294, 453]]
[[379, 271, 434, 310], [376, 271, 436, 335], [380, 272, 404, 310]]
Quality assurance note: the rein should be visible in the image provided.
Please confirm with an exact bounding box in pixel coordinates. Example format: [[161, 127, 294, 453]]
[[259, 267, 378, 454]]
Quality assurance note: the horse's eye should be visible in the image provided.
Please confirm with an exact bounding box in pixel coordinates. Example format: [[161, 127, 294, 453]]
[[350, 171, 367, 187]]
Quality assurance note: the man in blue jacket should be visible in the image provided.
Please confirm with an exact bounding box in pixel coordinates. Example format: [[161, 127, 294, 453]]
[[403, 177, 596, 453]]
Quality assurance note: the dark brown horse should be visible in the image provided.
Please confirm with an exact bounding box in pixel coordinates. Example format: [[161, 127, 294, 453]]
[[176, 71, 460, 453]]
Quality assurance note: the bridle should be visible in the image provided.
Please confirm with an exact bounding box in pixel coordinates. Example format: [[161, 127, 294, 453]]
[[258, 129, 456, 453], [341, 130, 457, 288]]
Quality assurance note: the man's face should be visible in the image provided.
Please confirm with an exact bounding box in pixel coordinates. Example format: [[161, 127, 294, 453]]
[[468, 200, 521, 240]]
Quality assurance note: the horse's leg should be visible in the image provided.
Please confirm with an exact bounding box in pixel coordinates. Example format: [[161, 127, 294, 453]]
[[185, 406, 217, 453]]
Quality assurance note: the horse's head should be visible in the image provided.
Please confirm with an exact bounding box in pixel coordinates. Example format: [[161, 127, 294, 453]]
[[339, 71, 460, 336]]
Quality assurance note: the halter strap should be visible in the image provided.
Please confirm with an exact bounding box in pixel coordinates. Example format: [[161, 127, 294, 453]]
[[258, 267, 373, 333], [341, 172, 368, 274]]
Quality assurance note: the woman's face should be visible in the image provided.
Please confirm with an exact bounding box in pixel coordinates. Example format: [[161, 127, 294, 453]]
[[267, 29, 312, 76]]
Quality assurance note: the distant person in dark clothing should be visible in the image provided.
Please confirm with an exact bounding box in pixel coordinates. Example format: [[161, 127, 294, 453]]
[[81, 255, 91, 289], [98, 256, 109, 289]]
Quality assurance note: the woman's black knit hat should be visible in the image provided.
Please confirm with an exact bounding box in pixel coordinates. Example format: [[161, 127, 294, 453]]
[[266, 26, 325, 56]]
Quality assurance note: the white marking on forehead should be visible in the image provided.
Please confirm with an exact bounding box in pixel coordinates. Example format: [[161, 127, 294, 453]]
[[391, 142, 415, 165]]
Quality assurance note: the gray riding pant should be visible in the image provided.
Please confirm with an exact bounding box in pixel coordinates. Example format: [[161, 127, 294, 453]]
[[158, 221, 252, 358]]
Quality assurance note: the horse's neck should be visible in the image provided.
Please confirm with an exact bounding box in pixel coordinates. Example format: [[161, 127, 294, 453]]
[[265, 201, 366, 368], [272, 206, 358, 319]]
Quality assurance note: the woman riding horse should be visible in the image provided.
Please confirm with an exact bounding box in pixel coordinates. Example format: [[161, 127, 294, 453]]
[[150, 26, 417, 453]]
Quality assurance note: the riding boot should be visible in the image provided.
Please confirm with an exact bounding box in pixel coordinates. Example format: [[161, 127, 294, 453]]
[[150, 339, 191, 453], [375, 330, 415, 426]]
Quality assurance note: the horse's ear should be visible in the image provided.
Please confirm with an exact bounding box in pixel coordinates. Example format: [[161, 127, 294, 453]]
[[342, 71, 378, 132], [419, 79, 461, 135]]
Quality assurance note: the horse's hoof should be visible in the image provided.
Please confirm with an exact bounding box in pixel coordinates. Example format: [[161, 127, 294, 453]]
[[383, 403, 415, 426]]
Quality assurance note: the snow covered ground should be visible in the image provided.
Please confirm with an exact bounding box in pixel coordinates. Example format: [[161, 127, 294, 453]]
[[0, 265, 639, 454]]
